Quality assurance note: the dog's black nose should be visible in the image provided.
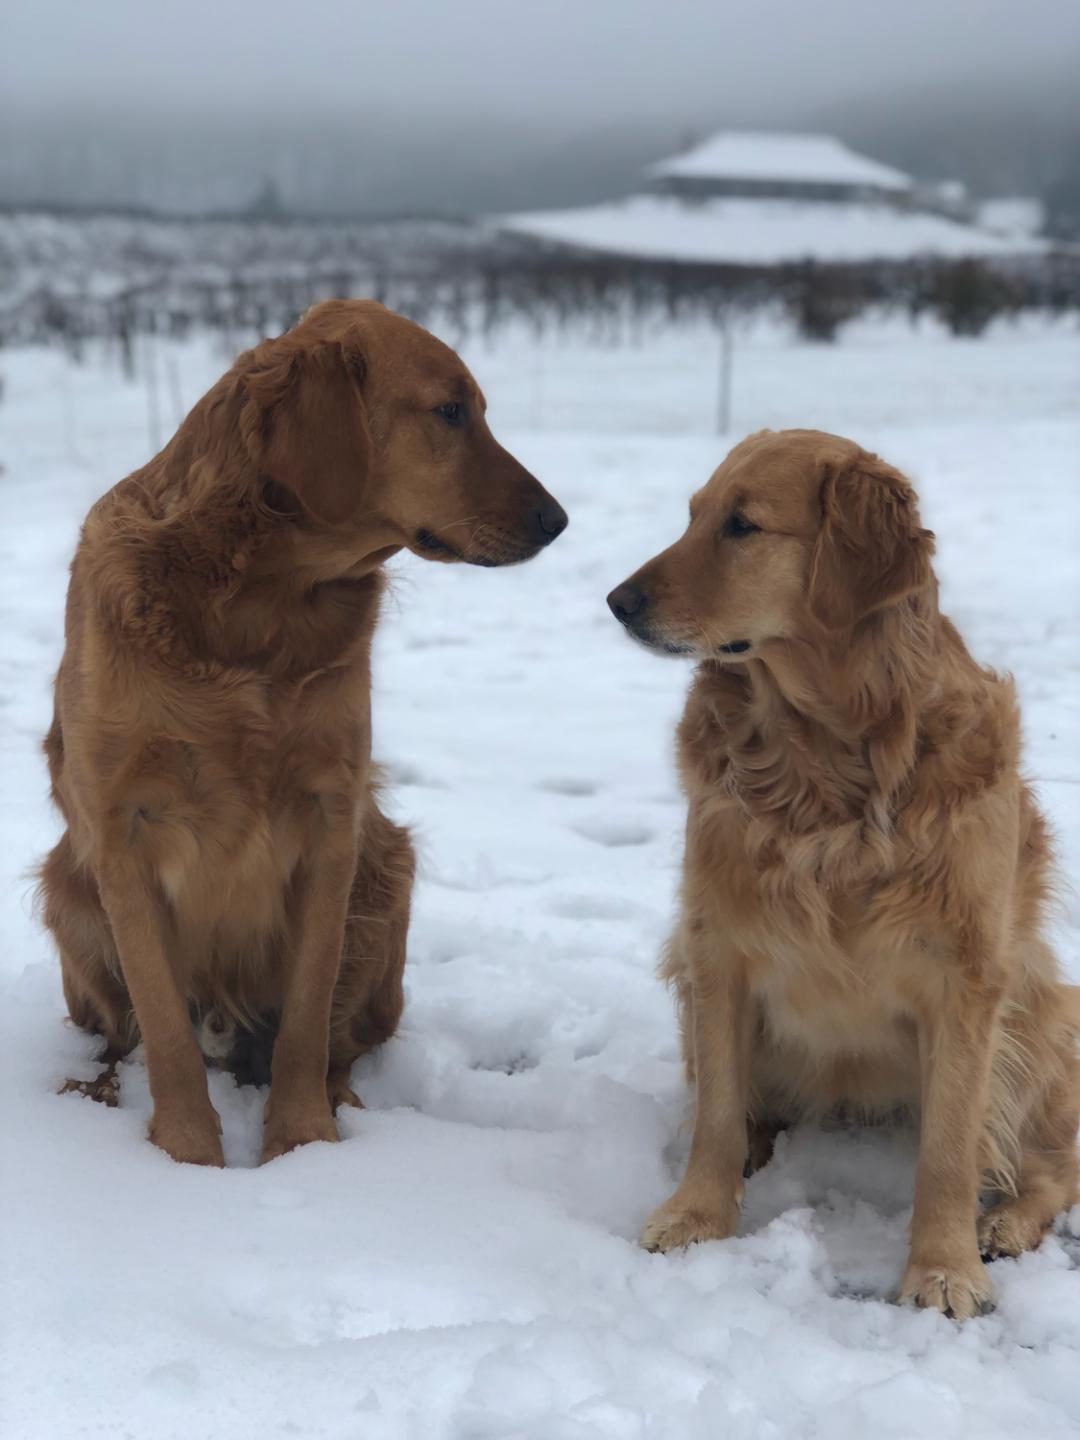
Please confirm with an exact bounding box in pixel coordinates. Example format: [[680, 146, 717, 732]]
[[607, 582, 646, 622], [529, 498, 568, 546]]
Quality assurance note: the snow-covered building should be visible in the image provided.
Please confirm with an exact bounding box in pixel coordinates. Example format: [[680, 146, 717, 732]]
[[497, 130, 1041, 268], [645, 131, 911, 206]]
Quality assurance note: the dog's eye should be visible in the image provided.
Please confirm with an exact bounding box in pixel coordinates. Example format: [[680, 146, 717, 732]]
[[434, 401, 466, 428], [725, 512, 760, 538]]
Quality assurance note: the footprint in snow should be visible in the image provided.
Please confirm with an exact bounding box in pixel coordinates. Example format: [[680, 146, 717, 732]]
[[470, 1053, 538, 1075], [403, 633, 469, 650], [383, 758, 447, 789], [538, 777, 599, 798], [548, 893, 638, 921], [572, 817, 655, 848]]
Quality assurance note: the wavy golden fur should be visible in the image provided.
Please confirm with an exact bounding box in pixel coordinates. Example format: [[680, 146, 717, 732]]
[[608, 428, 1077, 1319], [40, 298, 566, 1166]]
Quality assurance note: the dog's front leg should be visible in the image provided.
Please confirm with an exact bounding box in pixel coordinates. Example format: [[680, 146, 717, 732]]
[[261, 829, 357, 1164], [96, 854, 224, 1166], [900, 977, 1002, 1319], [641, 932, 751, 1252]]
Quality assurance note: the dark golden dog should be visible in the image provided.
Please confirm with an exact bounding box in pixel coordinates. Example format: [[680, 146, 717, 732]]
[[609, 428, 1077, 1318], [41, 298, 566, 1166]]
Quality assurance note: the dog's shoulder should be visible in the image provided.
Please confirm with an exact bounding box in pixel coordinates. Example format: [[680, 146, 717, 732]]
[[676, 663, 748, 783], [74, 476, 187, 670], [914, 616, 1022, 806]]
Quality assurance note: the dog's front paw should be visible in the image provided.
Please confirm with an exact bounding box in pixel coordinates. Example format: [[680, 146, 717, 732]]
[[899, 1252, 993, 1320], [640, 1190, 739, 1253], [260, 1102, 339, 1164], [148, 1102, 225, 1167]]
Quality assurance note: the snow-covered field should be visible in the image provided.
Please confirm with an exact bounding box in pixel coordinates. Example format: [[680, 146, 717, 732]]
[[2, 316, 1079, 1439]]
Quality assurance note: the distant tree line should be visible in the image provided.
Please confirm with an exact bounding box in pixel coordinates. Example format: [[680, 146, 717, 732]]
[[0, 212, 1077, 365]]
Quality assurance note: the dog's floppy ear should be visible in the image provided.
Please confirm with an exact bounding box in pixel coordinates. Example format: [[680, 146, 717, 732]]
[[245, 338, 371, 526], [808, 454, 935, 630]]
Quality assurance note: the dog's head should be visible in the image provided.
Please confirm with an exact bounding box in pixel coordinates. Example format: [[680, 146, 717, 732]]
[[240, 299, 566, 566], [607, 429, 934, 660]]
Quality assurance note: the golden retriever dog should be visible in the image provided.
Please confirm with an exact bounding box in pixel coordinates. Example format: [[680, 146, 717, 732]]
[[40, 298, 567, 1167], [607, 428, 1077, 1318]]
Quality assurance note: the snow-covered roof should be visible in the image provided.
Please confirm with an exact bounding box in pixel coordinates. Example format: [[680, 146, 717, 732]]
[[648, 131, 911, 193], [497, 194, 1042, 267]]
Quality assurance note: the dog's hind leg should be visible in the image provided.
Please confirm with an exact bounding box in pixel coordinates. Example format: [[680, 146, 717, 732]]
[[40, 832, 138, 1098], [327, 804, 414, 1111], [978, 982, 1079, 1259], [59, 1047, 126, 1107], [744, 1114, 785, 1177], [979, 1067, 1079, 1259]]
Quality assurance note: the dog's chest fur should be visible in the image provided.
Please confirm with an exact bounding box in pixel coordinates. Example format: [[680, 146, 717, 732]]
[[161, 645, 373, 931], [683, 750, 936, 1114], [68, 569, 382, 969]]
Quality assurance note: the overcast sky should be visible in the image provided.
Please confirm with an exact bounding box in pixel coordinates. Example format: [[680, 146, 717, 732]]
[[4, 0, 1078, 123], [2, 0, 1077, 214]]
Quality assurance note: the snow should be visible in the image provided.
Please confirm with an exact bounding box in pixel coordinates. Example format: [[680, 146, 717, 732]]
[[497, 192, 1041, 266], [646, 130, 911, 193], [979, 196, 1047, 239], [2, 314, 1080, 1438]]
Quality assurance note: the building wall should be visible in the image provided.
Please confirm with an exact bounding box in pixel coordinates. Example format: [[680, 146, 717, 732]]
[[650, 175, 908, 206]]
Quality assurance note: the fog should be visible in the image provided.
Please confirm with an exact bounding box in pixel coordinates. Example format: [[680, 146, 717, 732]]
[[2, 0, 1078, 213]]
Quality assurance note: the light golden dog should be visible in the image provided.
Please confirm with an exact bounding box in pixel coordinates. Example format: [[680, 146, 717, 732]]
[[608, 428, 1077, 1318], [40, 299, 567, 1167]]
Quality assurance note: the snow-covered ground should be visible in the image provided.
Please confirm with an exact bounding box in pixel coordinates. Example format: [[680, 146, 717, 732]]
[[1, 316, 1079, 1439]]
